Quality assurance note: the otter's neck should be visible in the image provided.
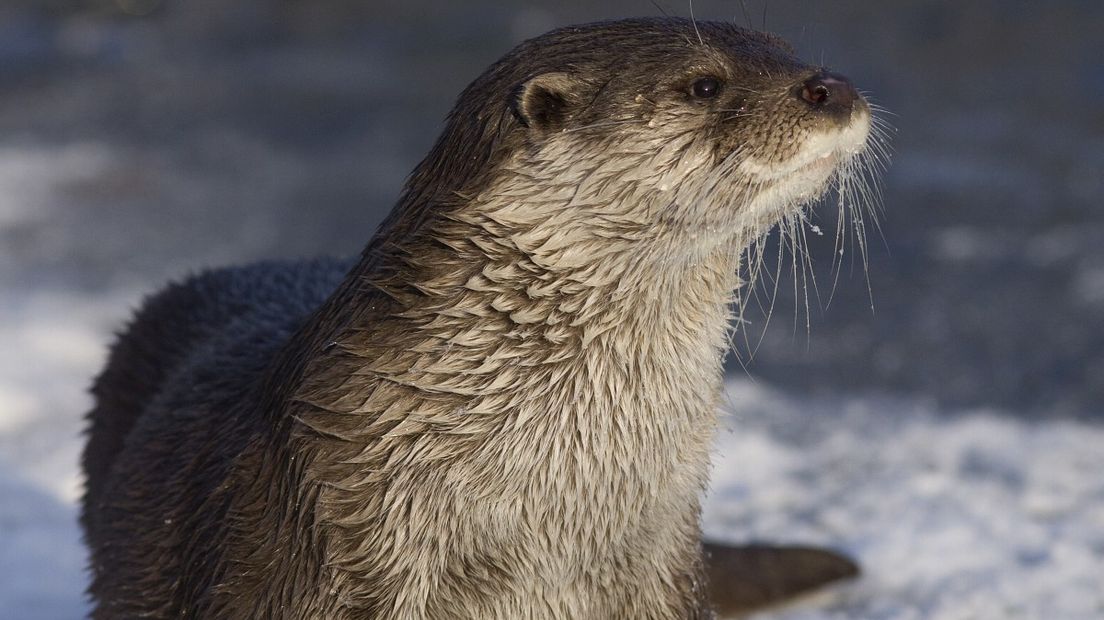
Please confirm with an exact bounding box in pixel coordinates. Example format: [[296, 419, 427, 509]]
[[292, 145, 749, 493], [285, 157, 743, 615], [296, 203, 741, 435]]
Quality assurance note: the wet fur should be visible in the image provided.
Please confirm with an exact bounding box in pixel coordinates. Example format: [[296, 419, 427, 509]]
[[82, 18, 875, 619]]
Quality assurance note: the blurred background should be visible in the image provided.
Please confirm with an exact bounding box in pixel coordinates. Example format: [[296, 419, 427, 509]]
[[1, 1, 1101, 618]]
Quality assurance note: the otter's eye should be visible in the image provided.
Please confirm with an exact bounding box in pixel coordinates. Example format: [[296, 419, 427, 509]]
[[690, 77, 721, 99]]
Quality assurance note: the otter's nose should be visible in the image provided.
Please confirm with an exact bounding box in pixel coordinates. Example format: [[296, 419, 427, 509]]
[[799, 72, 858, 111]]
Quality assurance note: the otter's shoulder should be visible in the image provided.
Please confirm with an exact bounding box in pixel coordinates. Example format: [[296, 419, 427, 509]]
[[84, 257, 352, 504], [94, 256, 352, 404]]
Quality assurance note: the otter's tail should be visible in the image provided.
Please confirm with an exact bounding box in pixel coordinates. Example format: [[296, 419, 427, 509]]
[[704, 542, 859, 617]]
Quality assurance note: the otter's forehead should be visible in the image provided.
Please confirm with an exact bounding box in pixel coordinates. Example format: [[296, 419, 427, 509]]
[[512, 17, 804, 79]]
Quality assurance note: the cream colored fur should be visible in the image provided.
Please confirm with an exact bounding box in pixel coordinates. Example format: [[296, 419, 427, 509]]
[[291, 111, 871, 619]]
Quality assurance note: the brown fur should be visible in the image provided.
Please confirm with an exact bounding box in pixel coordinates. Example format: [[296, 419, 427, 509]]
[[82, 18, 873, 619]]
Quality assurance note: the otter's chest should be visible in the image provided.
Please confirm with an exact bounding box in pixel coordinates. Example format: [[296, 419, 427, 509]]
[[462, 337, 725, 536]]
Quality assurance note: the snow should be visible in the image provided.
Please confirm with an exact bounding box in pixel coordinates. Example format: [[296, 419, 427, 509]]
[[2, 292, 1102, 618], [708, 382, 1104, 619], [0, 286, 143, 618], [1, 2, 1102, 618]]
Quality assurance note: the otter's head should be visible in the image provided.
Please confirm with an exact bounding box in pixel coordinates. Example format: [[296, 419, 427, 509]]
[[391, 17, 885, 269]]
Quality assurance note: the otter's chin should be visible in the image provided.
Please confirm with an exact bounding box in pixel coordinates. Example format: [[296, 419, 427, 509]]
[[729, 110, 873, 237], [749, 110, 872, 184], [789, 152, 839, 197]]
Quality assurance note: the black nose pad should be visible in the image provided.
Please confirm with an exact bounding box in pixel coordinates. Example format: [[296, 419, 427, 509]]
[[799, 72, 858, 110]]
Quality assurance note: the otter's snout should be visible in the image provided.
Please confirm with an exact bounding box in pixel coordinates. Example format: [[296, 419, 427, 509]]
[[798, 72, 860, 121]]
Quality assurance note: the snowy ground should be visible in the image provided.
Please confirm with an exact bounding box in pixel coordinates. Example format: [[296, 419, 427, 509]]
[[710, 384, 1104, 619], [1, 1, 1102, 618], [4, 289, 1103, 619]]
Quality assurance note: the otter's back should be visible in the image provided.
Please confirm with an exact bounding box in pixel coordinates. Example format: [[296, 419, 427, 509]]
[[81, 257, 351, 530]]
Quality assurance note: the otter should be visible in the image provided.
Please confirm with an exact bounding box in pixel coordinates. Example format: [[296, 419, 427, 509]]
[[82, 17, 877, 619]]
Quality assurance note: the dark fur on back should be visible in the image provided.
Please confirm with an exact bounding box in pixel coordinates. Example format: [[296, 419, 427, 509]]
[[82, 258, 352, 617], [83, 259, 351, 512]]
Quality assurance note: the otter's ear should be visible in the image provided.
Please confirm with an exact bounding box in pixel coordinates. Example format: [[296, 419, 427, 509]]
[[513, 72, 588, 134]]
